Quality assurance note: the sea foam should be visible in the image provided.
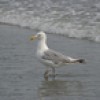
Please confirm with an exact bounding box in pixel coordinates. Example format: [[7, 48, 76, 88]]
[[0, 0, 100, 42]]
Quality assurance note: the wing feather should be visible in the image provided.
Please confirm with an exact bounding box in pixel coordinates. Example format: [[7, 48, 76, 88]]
[[41, 49, 85, 64], [41, 49, 71, 64]]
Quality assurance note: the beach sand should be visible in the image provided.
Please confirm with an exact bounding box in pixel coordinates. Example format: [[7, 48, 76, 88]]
[[0, 24, 100, 100]]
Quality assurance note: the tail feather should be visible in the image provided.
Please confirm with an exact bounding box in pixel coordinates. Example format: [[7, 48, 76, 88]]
[[65, 57, 85, 64]]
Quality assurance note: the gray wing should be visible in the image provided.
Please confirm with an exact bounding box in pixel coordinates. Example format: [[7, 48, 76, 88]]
[[41, 49, 72, 64], [41, 49, 85, 64]]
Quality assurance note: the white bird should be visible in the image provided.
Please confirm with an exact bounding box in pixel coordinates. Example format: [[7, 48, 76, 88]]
[[30, 31, 85, 79]]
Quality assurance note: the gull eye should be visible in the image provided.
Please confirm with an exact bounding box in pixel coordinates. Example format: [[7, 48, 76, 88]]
[[38, 34, 41, 37], [37, 34, 42, 39]]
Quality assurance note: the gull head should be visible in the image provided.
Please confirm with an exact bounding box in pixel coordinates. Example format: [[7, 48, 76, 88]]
[[30, 31, 47, 41]]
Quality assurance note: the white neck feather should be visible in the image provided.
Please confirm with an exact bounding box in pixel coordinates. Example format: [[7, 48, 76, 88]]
[[37, 38, 48, 52]]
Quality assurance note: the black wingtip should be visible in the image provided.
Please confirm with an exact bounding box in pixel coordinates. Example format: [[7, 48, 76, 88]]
[[78, 59, 85, 63]]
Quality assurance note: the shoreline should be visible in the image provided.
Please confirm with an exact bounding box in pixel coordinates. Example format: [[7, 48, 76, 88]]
[[0, 22, 100, 43]]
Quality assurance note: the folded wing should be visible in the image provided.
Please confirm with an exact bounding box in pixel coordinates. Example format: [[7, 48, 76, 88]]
[[41, 49, 85, 64]]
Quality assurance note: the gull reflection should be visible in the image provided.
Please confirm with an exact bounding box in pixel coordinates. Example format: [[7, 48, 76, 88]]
[[38, 78, 83, 98]]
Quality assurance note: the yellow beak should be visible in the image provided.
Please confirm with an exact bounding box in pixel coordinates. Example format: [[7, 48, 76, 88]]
[[30, 35, 37, 41]]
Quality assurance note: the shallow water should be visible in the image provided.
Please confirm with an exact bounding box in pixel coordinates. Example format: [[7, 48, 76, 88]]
[[0, 25, 100, 100]]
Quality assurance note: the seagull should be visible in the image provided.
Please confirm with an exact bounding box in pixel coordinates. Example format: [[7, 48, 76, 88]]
[[30, 31, 85, 79]]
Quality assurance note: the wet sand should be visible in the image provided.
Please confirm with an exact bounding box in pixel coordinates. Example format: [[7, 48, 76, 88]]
[[0, 24, 100, 100]]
